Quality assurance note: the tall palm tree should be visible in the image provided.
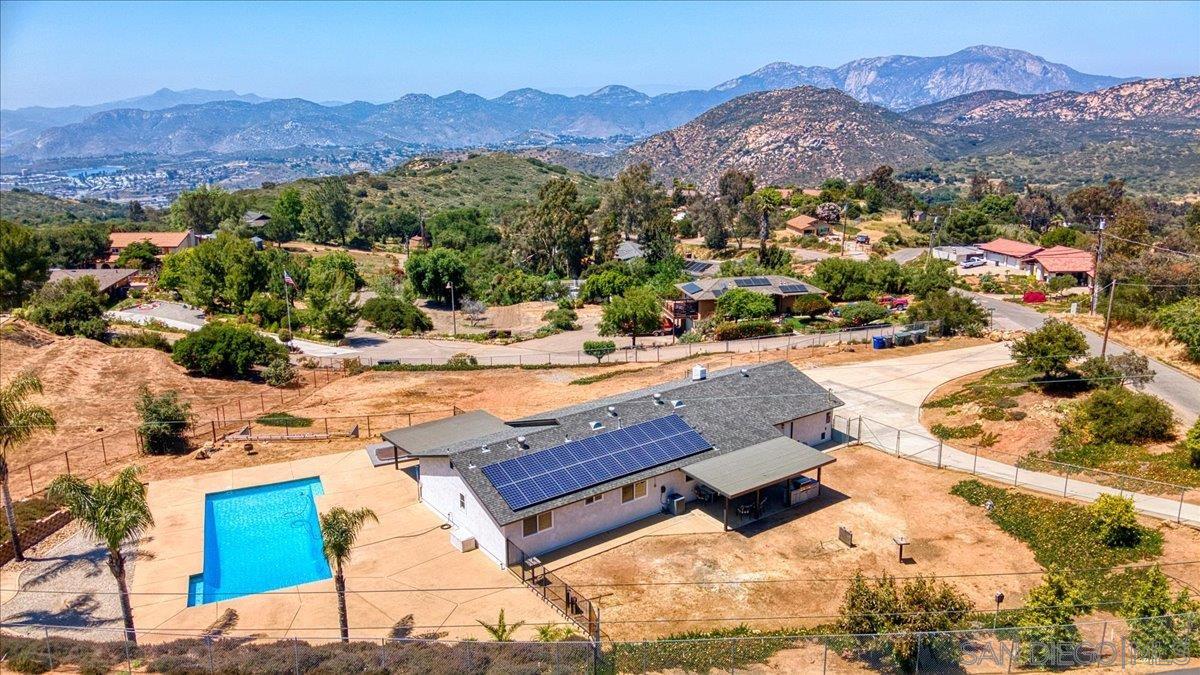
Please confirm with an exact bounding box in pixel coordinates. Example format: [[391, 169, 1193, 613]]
[[48, 466, 153, 644], [318, 506, 377, 642], [0, 371, 56, 562]]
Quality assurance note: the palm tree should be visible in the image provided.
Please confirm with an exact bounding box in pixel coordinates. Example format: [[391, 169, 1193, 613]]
[[0, 371, 56, 562], [48, 466, 153, 644], [318, 506, 377, 642], [478, 608, 525, 641]]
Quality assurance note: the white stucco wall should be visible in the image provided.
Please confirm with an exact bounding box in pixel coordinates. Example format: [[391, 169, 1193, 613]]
[[418, 457, 509, 567], [777, 410, 834, 445], [503, 469, 694, 559], [983, 251, 1027, 269]]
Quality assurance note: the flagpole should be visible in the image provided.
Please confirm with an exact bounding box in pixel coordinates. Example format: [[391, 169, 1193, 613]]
[[283, 272, 293, 335]]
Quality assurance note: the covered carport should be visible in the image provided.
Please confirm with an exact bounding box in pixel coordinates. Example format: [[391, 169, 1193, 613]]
[[684, 436, 836, 531], [372, 410, 513, 468]]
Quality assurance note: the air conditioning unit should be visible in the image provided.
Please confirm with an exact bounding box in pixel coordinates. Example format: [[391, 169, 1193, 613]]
[[691, 365, 707, 381], [667, 494, 687, 515]]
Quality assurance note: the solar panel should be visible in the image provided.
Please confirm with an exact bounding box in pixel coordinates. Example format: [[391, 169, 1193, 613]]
[[482, 415, 712, 511], [685, 260, 712, 273], [681, 282, 703, 295], [734, 277, 770, 287], [712, 286, 728, 298], [778, 284, 809, 294]]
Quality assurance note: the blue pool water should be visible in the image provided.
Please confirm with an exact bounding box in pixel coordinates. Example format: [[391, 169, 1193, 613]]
[[186, 477, 331, 606]]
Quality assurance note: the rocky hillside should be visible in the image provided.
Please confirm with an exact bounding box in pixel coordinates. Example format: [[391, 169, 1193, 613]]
[[619, 87, 949, 188]]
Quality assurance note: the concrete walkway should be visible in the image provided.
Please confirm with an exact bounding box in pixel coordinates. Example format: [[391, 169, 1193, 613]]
[[807, 343, 1200, 526]]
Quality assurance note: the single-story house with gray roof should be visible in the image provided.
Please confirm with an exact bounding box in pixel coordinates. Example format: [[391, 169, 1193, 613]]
[[675, 276, 827, 321], [385, 361, 842, 567], [48, 268, 139, 298]]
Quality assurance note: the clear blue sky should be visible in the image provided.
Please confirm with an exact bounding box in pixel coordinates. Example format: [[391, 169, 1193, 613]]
[[2, 0, 1197, 108]]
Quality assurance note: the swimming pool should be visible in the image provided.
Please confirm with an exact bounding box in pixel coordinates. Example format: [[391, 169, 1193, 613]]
[[187, 477, 331, 606]]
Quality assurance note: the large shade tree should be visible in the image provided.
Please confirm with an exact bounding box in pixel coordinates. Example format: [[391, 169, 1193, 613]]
[[49, 466, 153, 644], [319, 506, 378, 642], [0, 372, 56, 562]]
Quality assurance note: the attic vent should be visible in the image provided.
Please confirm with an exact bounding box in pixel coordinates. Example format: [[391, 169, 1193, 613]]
[[653, 393, 663, 405], [590, 421, 605, 431], [740, 368, 749, 377], [607, 406, 618, 417], [480, 445, 490, 453], [516, 435, 527, 448], [671, 400, 685, 409]]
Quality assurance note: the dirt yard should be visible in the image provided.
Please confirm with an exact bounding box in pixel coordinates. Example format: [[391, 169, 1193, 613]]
[[415, 299, 605, 336], [554, 445, 1045, 640]]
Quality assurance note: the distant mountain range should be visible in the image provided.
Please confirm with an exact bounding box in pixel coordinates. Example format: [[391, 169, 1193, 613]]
[[614, 77, 1200, 188], [3, 46, 1140, 160]]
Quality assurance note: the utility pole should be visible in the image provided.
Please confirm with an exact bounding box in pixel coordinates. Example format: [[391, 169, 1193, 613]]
[[1089, 216, 1107, 315], [840, 202, 848, 257], [1100, 279, 1117, 357]]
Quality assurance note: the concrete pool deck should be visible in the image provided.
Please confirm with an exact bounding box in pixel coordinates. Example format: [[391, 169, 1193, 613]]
[[128, 448, 563, 643]]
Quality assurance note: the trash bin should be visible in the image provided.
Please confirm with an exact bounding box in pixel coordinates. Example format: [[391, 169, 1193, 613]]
[[911, 328, 928, 343], [884, 335, 895, 348], [872, 335, 887, 350], [894, 331, 913, 346]]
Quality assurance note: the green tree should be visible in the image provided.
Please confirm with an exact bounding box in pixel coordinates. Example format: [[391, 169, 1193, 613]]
[[264, 357, 298, 388], [169, 185, 245, 234], [0, 372, 56, 562], [1073, 387, 1175, 444], [1047, 274, 1076, 297], [158, 233, 268, 313], [426, 207, 498, 250], [593, 164, 674, 262], [718, 169, 755, 208], [127, 200, 147, 222], [478, 609, 526, 642], [300, 178, 356, 244], [303, 270, 359, 339], [580, 267, 635, 302], [0, 220, 49, 310], [838, 301, 890, 327], [406, 248, 467, 305], [941, 208, 995, 243], [135, 387, 193, 454], [1088, 494, 1142, 547], [583, 339, 617, 363], [904, 257, 958, 300], [1120, 566, 1200, 658], [792, 293, 833, 318], [509, 179, 590, 276], [906, 291, 988, 336], [1009, 318, 1089, 378], [266, 187, 303, 243], [24, 275, 107, 339], [690, 198, 729, 251], [1016, 571, 1091, 667], [361, 297, 432, 333], [171, 322, 287, 379], [36, 223, 109, 268], [49, 466, 153, 644], [114, 239, 160, 270], [318, 506, 378, 642], [598, 286, 662, 347], [1039, 227, 1087, 248], [715, 287, 775, 321]]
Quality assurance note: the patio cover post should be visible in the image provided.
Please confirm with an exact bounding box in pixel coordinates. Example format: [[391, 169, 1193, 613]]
[[723, 495, 729, 531]]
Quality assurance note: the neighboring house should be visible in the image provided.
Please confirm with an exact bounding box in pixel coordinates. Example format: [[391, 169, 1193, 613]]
[[615, 240, 644, 262], [776, 188, 794, 201], [785, 214, 831, 237], [47, 268, 138, 299], [675, 276, 827, 321], [107, 230, 196, 263], [1029, 246, 1094, 285], [932, 245, 985, 265], [242, 211, 271, 228], [976, 238, 1043, 270], [380, 362, 842, 567]]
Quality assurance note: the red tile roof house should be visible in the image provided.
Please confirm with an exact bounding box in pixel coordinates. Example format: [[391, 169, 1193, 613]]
[[976, 237, 1044, 270], [1029, 246, 1095, 285], [106, 230, 197, 264]]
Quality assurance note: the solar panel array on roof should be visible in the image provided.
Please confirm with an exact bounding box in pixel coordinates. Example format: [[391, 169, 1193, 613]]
[[778, 284, 809, 294], [734, 277, 770, 288], [684, 260, 711, 273], [481, 415, 712, 511], [681, 282, 703, 295]]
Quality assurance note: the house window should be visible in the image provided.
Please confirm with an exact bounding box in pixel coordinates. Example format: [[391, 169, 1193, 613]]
[[826, 412, 832, 423], [622, 480, 647, 503], [821, 431, 826, 440], [585, 493, 604, 505], [523, 511, 553, 536], [459, 493, 465, 509]]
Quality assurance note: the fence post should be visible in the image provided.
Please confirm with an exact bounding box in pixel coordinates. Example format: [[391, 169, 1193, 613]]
[[1179, 490, 1187, 524], [895, 430, 901, 457], [972, 446, 979, 474], [207, 635, 214, 673], [44, 627, 53, 669], [729, 638, 736, 674], [293, 638, 300, 675], [101, 436, 107, 464], [936, 440, 943, 469], [916, 632, 922, 674], [366, 415, 372, 438], [64, 452, 71, 476], [28, 465, 35, 495], [822, 642, 828, 674], [237, 399, 243, 420], [261, 392, 266, 411], [1013, 465, 1019, 486], [211, 420, 217, 443]]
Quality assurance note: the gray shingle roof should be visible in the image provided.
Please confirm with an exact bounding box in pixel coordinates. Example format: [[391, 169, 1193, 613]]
[[48, 268, 138, 292], [615, 240, 644, 261], [446, 360, 843, 525]]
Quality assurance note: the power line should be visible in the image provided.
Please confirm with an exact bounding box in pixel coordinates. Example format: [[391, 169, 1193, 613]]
[[1102, 232, 1200, 260]]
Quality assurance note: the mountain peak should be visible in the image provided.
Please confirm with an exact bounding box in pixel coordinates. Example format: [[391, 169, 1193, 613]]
[[588, 85, 648, 99]]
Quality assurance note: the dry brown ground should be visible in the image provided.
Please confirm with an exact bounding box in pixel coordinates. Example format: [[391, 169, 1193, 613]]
[[554, 445, 1045, 641], [1058, 313, 1200, 381]]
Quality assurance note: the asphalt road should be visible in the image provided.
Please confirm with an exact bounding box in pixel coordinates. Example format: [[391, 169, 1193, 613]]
[[964, 291, 1200, 424]]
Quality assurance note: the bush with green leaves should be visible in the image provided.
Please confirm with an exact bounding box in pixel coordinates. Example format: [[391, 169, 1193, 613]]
[[171, 322, 287, 379], [906, 290, 988, 336], [791, 293, 832, 318], [136, 386, 192, 454], [1187, 418, 1200, 469], [580, 267, 635, 302], [360, 297, 432, 333], [714, 319, 778, 341], [109, 330, 172, 352], [598, 286, 663, 347], [583, 340, 617, 363], [264, 357, 298, 387], [447, 352, 478, 367], [1088, 494, 1142, 547], [808, 257, 905, 301], [837, 301, 890, 327], [541, 307, 579, 331], [1016, 571, 1092, 667], [714, 287, 775, 321], [405, 248, 467, 305], [1047, 274, 1077, 296], [1119, 565, 1200, 659], [1072, 387, 1175, 445], [1009, 318, 1089, 378], [930, 422, 982, 440], [243, 291, 289, 329], [1077, 352, 1155, 390], [23, 275, 108, 340], [1155, 298, 1200, 362]]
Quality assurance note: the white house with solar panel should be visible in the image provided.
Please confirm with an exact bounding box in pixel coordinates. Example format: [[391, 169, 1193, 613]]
[[675, 276, 828, 323], [375, 361, 843, 568]]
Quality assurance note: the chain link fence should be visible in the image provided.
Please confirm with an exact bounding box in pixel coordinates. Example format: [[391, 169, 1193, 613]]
[[2, 614, 1197, 673]]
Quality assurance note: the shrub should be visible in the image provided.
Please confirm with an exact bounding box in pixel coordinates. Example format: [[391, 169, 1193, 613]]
[[264, 357, 298, 387], [583, 340, 617, 363], [243, 291, 288, 328], [277, 328, 293, 343], [360, 297, 432, 333], [24, 275, 107, 339], [1074, 387, 1175, 445], [714, 288, 775, 321], [172, 322, 287, 379], [981, 407, 1006, 421], [541, 307, 579, 331], [837, 301, 890, 327], [110, 330, 172, 352], [1009, 318, 1089, 378], [580, 268, 635, 302], [1088, 494, 1142, 547], [906, 291, 988, 336], [136, 386, 192, 454], [1155, 298, 1200, 361], [791, 293, 832, 318], [1184, 418, 1200, 469], [256, 412, 313, 428], [1078, 353, 1155, 390], [447, 352, 478, 367], [714, 319, 778, 341], [930, 422, 982, 440]]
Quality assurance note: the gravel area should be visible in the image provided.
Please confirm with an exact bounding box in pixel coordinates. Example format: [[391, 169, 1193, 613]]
[[0, 527, 137, 639]]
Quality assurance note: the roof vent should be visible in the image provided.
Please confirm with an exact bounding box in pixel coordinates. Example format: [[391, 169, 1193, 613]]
[[480, 445, 490, 453], [467, 463, 476, 469], [740, 368, 749, 377], [691, 365, 708, 381], [653, 393, 663, 404], [516, 435, 527, 448], [590, 421, 605, 431], [671, 400, 685, 409], [607, 405, 618, 417]]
